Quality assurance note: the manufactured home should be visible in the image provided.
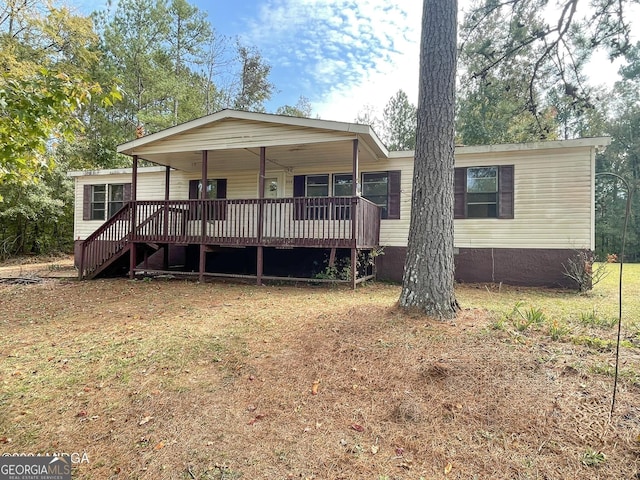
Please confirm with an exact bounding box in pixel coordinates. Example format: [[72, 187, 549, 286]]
[[70, 109, 610, 287]]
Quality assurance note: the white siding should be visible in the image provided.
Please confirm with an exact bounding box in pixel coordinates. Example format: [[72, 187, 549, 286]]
[[73, 145, 596, 250], [377, 146, 595, 249], [73, 171, 167, 240]]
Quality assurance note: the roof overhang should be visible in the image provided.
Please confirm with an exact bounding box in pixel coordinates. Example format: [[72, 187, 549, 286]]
[[116, 109, 389, 171]]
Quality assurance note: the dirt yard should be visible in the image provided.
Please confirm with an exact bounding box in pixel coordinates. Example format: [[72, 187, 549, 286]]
[[0, 259, 639, 479]]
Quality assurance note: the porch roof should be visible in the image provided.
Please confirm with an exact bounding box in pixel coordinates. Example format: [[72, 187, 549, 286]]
[[117, 109, 389, 172]]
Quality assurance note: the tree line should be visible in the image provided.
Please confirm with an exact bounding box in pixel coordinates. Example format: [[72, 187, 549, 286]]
[[0, 0, 301, 257], [365, 2, 640, 264]]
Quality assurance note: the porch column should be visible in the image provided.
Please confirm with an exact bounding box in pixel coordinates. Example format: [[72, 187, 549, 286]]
[[129, 155, 138, 279], [163, 166, 170, 270], [351, 139, 359, 289], [199, 150, 208, 282], [256, 147, 266, 285]]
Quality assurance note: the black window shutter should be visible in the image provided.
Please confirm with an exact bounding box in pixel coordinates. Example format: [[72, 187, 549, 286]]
[[293, 175, 305, 220], [124, 183, 132, 202], [188, 179, 199, 199], [83, 185, 92, 221], [387, 170, 401, 220], [498, 165, 514, 219], [293, 175, 305, 197], [216, 179, 227, 199], [454, 167, 466, 219]]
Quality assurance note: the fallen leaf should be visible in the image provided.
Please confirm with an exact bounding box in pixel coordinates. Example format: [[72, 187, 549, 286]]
[[248, 414, 265, 425], [350, 424, 365, 432], [444, 462, 453, 475], [139, 416, 154, 426], [371, 445, 379, 454], [154, 441, 164, 450], [311, 380, 320, 395]]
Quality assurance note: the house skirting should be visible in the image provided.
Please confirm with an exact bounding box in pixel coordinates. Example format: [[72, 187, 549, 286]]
[[375, 246, 583, 288], [75, 240, 582, 288]]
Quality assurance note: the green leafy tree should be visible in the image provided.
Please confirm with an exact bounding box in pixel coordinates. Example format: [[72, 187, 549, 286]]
[[96, 0, 172, 134], [276, 96, 312, 117], [166, 0, 212, 123], [233, 44, 275, 112], [460, 0, 634, 137], [0, 5, 112, 188], [594, 47, 640, 261], [382, 90, 416, 151]]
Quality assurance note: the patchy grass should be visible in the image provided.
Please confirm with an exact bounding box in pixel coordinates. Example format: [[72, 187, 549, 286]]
[[0, 262, 639, 479]]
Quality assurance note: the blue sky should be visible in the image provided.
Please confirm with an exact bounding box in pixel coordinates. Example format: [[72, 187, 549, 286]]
[[73, 0, 636, 123], [198, 0, 424, 121]]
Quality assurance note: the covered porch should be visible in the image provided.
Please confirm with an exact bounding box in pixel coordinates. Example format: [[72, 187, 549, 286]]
[[78, 110, 388, 285]]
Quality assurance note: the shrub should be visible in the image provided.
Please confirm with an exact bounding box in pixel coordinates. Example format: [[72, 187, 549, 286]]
[[562, 250, 608, 292]]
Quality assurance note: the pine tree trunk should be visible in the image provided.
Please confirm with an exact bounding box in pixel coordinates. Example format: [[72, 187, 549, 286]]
[[399, 0, 459, 319]]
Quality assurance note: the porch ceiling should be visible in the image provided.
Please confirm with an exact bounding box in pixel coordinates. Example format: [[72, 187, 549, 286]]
[[135, 139, 380, 173]]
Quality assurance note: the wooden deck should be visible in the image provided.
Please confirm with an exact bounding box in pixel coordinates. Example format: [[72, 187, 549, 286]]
[[79, 196, 381, 280]]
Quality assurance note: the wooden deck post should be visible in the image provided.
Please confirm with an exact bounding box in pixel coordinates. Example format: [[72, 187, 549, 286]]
[[129, 155, 138, 279], [78, 240, 85, 280], [351, 139, 359, 289], [163, 166, 170, 270], [257, 147, 266, 285], [199, 150, 208, 282]]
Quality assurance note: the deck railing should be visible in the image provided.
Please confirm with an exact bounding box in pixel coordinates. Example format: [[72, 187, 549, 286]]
[[129, 196, 380, 248], [80, 196, 381, 278]]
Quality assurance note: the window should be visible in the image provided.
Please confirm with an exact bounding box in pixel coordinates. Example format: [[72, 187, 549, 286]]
[[361, 171, 401, 220], [362, 172, 389, 218], [90, 185, 106, 220], [333, 174, 353, 196], [292, 171, 401, 220], [305, 175, 329, 197], [466, 167, 497, 218], [454, 165, 514, 219], [188, 179, 228, 221], [83, 183, 131, 221], [108, 184, 125, 217]]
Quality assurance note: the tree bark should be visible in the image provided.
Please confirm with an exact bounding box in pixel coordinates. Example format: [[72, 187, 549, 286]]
[[399, 0, 459, 319]]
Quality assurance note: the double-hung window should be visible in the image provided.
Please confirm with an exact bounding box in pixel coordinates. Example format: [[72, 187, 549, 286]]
[[466, 167, 498, 218], [90, 185, 106, 220], [454, 165, 514, 219], [83, 183, 131, 221], [303, 175, 329, 219], [332, 174, 353, 219]]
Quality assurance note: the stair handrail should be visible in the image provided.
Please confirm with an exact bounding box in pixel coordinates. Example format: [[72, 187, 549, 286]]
[[79, 202, 134, 279]]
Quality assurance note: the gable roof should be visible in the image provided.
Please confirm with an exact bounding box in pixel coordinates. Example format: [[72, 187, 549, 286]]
[[117, 109, 389, 169]]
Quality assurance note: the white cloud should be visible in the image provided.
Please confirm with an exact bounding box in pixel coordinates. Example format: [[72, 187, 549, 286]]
[[242, 0, 636, 123], [242, 0, 423, 122]]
